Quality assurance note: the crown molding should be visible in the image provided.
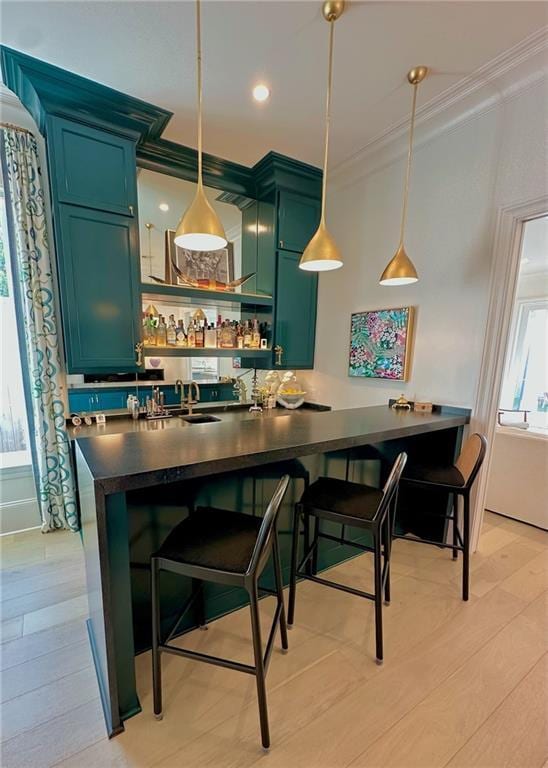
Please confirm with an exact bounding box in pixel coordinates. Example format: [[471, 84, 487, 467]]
[[332, 26, 548, 189]]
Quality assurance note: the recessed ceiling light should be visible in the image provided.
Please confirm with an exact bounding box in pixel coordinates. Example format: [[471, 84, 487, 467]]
[[252, 84, 270, 103], [159, 203, 169, 212]]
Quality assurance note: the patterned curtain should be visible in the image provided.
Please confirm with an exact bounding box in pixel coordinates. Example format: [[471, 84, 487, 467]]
[[1, 127, 78, 531]]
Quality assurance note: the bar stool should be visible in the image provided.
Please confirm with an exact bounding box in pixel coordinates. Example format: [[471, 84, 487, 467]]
[[398, 433, 487, 601], [151, 475, 290, 750], [288, 452, 407, 664]]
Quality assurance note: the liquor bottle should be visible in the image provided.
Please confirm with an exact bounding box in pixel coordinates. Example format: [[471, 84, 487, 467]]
[[167, 314, 177, 346], [144, 313, 156, 346], [205, 323, 217, 349], [195, 320, 205, 348], [176, 319, 187, 347], [156, 315, 167, 346], [219, 321, 235, 349], [187, 321, 196, 348], [251, 318, 261, 349], [236, 323, 244, 349], [243, 320, 252, 349]]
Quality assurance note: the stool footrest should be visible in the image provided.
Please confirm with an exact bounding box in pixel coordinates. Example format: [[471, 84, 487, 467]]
[[394, 534, 464, 551], [161, 642, 257, 675], [296, 571, 376, 602], [317, 531, 375, 553]]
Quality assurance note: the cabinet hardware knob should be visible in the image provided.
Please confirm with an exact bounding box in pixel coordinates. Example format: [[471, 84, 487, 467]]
[[128, 204, 134, 215], [279, 240, 284, 248], [135, 342, 143, 367], [274, 345, 284, 366]]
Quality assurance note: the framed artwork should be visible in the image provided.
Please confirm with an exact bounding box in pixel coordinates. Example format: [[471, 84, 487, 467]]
[[165, 230, 234, 286], [349, 306, 414, 380]]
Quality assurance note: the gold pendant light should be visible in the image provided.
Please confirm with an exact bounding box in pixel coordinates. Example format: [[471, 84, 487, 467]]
[[175, 0, 227, 252], [380, 66, 428, 286], [299, 1, 344, 272]]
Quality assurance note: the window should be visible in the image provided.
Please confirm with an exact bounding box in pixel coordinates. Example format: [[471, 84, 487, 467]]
[[0, 190, 32, 468], [499, 216, 548, 433]]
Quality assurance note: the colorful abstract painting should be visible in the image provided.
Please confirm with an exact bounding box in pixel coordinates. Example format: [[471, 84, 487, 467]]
[[349, 306, 413, 380]]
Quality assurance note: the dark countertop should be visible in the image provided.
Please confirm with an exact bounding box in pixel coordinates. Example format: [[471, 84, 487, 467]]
[[75, 405, 469, 494]]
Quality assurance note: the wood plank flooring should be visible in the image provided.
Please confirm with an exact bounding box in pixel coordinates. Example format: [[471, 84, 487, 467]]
[[0, 511, 546, 768]]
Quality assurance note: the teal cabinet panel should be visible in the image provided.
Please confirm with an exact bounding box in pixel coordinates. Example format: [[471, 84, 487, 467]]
[[48, 117, 137, 216], [97, 392, 128, 410], [55, 205, 141, 373], [274, 250, 317, 369], [68, 392, 96, 413], [69, 389, 129, 412], [277, 191, 320, 253]]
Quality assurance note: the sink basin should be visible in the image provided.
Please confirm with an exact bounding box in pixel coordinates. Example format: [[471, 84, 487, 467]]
[[180, 414, 221, 424]]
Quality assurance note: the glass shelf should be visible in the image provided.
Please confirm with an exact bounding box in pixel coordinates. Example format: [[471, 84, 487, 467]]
[[140, 283, 273, 308], [143, 346, 271, 358]]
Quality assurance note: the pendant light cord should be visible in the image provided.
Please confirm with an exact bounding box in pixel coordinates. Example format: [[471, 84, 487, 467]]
[[196, 0, 203, 190], [399, 81, 418, 246], [320, 17, 335, 225]]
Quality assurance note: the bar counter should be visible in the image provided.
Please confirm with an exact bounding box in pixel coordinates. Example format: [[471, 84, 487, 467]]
[[74, 403, 470, 736]]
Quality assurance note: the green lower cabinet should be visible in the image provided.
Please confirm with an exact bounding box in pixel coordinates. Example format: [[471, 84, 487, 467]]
[[273, 249, 318, 369], [54, 205, 141, 373]]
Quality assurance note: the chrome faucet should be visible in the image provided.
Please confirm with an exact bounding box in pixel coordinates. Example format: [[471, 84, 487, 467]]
[[186, 381, 200, 415], [175, 379, 200, 415]]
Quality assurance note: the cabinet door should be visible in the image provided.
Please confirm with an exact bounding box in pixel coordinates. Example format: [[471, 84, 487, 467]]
[[277, 190, 320, 253], [55, 205, 141, 373], [274, 250, 318, 370], [48, 117, 137, 216]]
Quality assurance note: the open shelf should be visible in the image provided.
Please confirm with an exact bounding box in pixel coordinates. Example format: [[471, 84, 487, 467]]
[[140, 283, 273, 308], [143, 346, 272, 358]]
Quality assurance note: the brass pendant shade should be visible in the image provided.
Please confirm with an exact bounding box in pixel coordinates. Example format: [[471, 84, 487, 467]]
[[175, 0, 227, 252], [379, 66, 427, 286], [299, 1, 345, 272]]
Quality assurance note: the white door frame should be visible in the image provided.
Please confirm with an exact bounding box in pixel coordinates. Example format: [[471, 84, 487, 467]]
[[471, 194, 548, 549]]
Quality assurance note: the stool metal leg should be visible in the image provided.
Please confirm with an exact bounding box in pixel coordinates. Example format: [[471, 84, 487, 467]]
[[452, 493, 459, 560], [288, 504, 301, 627], [249, 582, 270, 750], [463, 495, 470, 601], [311, 516, 320, 576], [272, 532, 289, 651], [373, 529, 383, 664], [192, 578, 207, 630], [151, 559, 163, 719], [382, 511, 391, 605]]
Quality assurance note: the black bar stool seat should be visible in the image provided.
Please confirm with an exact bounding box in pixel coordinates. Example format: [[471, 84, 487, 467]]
[[151, 476, 290, 750], [399, 433, 487, 601], [156, 507, 263, 573], [300, 477, 383, 524], [288, 453, 407, 664]]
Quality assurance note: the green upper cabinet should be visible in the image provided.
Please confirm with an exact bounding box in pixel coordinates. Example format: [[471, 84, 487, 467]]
[[54, 205, 141, 372], [277, 190, 320, 253], [274, 250, 318, 369], [48, 117, 137, 216]]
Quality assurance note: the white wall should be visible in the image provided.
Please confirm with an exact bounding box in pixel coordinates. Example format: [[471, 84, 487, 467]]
[[302, 76, 548, 412]]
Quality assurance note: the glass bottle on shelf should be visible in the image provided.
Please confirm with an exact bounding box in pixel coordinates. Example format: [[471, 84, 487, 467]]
[[195, 320, 205, 348], [143, 312, 157, 346], [167, 314, 177, 346], [205, 323, 217, 349], [243, 321, 252, 349], [219, 321, 235, 349], [176, 319, 187, 347], [251, 318, 261, 349], [187, 320, 196, 348], [236, 323, 244, 349], [156, 315, 167, 346]]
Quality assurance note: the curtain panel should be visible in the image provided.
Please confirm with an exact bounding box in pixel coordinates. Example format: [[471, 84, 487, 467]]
[[1, 127, 78, 531]]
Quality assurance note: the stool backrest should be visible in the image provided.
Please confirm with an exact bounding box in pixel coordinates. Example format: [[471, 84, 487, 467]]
[[247, 474, 290, 575], [456, 433, 487, 488], [380, 452, 408, 513]]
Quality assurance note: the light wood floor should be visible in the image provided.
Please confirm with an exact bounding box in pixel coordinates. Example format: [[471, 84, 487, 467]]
[[1, 512, 546, 768]]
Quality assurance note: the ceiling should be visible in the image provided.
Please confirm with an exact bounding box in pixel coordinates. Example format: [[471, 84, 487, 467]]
[[1, 1, 547, 168]]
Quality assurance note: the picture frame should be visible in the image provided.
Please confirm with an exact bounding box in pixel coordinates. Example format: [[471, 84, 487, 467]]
[[348, 306, 414, 381], [164, 229, 234, 286]]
